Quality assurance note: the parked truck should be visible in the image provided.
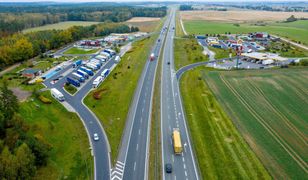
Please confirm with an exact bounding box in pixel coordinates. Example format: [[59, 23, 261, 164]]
[[86, 63, 98, 71], [150, 53, 155, 61], [79, 67, 94, 76], [104, 49, 116, 56], [67, 77, 80, 87], [77, 70, 89, 79], [172, 128, 183, 155], [72, 72, 85, 82], [51, 88, 65, 101], [73, 60, 82, 68], [101, 68, 110, 78], [92, 76, 103, 88]]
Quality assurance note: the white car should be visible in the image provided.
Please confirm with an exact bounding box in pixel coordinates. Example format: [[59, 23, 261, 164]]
[[93, 133, 99, 141]]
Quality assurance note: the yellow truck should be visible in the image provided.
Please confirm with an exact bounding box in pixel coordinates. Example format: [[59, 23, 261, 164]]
[[172, 128, 183, 154]]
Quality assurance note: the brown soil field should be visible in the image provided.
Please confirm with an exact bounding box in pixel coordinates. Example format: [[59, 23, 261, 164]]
[[181, 10, 308, 23], [126, 17, 160, 22]]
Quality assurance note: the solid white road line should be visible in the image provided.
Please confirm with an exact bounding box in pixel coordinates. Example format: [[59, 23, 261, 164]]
[[136, 144, 139, 151], [134, 162, 136, 171], [138, 129, 141, 135]]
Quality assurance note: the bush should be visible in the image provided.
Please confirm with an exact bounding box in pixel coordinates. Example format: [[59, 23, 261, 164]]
[[300, 59, 308, 66], [39, 95, 52, 104]]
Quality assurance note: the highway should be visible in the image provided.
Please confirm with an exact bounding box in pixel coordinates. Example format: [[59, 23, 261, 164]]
[[161, 8, 200, 180], [43, 58, 118, 180], [112, 9, 172, 180]]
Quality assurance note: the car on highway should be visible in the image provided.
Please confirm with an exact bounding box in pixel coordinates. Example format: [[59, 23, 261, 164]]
[[167, 62, 170, 65], [93, 133, 99, 141], [165, 163, 172, 173]]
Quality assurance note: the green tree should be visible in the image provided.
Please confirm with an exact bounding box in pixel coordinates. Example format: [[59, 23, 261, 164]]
[[0, 81, 19, 121], [12, 37, 34, 62], [15, 143, 36, 179], [0, 146, 17, 179]]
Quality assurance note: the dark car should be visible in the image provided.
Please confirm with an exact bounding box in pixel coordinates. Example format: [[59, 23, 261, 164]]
[[165, 163, 172, 173], [167, 62, 170, 65]]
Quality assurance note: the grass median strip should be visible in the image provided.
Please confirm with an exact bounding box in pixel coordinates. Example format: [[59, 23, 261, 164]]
[[63, 47, 100, 55], [180, 66, 270, 179]]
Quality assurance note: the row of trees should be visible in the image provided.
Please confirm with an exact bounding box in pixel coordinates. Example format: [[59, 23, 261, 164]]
[[0, 84, 51, 179], [179, 5, 194, 11], [0, 5, 167, 36], [0, 23, 138, 68]]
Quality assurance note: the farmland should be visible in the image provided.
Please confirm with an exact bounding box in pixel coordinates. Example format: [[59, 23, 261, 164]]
[[182, 18, 308, 45], [22, 21, 101, 33], [125, 17, 161, 32], [181, 10, 308, 23], [180, 66, 270, 179], [204, 68, 308, 179]]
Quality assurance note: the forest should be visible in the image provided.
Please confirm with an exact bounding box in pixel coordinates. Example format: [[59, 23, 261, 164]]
[[0, 83, 51, 179], [0, 23, 138, 68], [0, 3, 167, 36]]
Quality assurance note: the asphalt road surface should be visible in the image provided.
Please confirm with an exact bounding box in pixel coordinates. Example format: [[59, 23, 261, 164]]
[[161, 8, 200, 180], [43, 58, 117, 180], [112, 10, 172, 180]]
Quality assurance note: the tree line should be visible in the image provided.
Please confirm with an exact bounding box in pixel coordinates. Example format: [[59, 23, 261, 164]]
[[0, 4, 166, 36], [179, 5, 194, 11], [0, 23, 138, 68], [0, 83, 51, 179]]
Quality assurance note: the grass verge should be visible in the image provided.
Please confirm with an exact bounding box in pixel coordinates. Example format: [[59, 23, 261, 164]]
[[64, 84, 77, 95], [180, 66, 270, 179], [174, 38, 208, 71], [84, 19, 163, 163], [175, 11, 185, 37], [19, 91, 93, 179], [208, 46, 235, 59], [64, 47, 99, 55]]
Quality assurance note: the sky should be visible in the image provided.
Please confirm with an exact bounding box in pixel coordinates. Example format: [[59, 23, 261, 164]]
[[1, 0, 308, 2]]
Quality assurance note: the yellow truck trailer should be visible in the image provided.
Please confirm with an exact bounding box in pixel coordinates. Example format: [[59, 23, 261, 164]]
[[172, 128, 183, 154]]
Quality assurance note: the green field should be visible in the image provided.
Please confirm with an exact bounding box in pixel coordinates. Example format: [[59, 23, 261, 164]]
[[23, 21, 100, 33], [184, 20, 308, 45], [180, 66, 270, 179], [204, 68, 308, 179], [63, 47, 100, 55], [19, 91, 93, 179], [174, 38, 208, 70]]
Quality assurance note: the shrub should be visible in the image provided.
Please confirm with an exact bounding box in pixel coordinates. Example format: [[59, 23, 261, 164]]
[[39, 95, 52, 104], [300, 59, 308, 66]]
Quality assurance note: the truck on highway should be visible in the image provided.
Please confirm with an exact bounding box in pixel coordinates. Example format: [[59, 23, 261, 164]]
[[79, 67, 94, 76], [150, 53, 155, 61], [73, 60, 82, 68], [172, 128, 183, 155], [67, 77, 80, 87], [101, 68, 110, 78], [77, 70, 89, 79], [92, 76, 103, 88], [51, 88, 65, 101], [72, 72, 85, 82]]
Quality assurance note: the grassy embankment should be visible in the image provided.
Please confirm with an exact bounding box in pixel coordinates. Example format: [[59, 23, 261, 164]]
[[205, 68, 308, 179], [19, 91, 93, 179], [175, 11, 185, 37], [84, 19, 164, 163], [183, 20, 308, 45], [23, 21, 100, 33], [180, 67, 271, 179], [174, 38, 208, 70], [63, 47, 100, 55], [125, 20, 161, 33]]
